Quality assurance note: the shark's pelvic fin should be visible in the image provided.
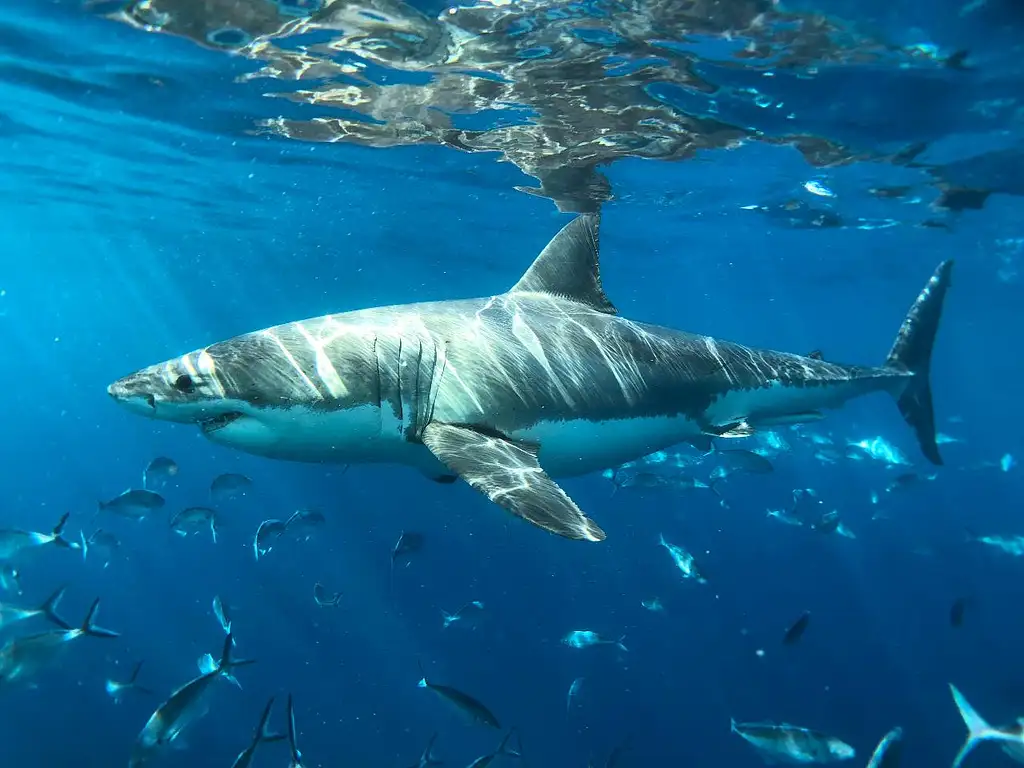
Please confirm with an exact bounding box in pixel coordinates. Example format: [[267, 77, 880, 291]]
[[421, 422, 607, 542], [884, 259, 954, 466], [509, 213, 617, 315]]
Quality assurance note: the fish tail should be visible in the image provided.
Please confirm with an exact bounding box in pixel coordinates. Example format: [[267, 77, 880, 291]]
[[616, 634, 628, 653], [40, 584, 71, 629], [884, 259, 953, 466], [508, 728, 525, 761], [128, 660, 143, 684], [420, 732, 441, 765], [218, 632, 255, 671], [708, 477, 723, 498], [416, 658, 429, 688], [210, 518, 218, 544], [255, 696, 286, 744], [79, 530, 90, 561], [494, 727, 518, 756], [950, 683, 1001, 768], [286, 693, 303, 765], [81, 598, 120, 638], [51, 512, 72, 549], [730, 718, 739, 734]]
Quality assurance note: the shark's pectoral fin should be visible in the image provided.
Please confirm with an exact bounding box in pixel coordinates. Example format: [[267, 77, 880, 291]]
[[421, 422, 607, 542]]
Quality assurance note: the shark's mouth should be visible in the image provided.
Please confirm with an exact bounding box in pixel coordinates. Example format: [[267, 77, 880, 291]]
[[200, 412, 243, 434]]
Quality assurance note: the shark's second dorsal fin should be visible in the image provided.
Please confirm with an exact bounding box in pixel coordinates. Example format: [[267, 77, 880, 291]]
[[509, 213, 617, 314]]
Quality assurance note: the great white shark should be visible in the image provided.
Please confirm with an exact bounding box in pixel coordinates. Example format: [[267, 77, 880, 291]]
[[108, 214, 952, 542]]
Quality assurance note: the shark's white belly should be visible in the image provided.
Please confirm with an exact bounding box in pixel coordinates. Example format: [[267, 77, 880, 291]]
[[207, 401, 703, 479], [703, 378, 888, 426], [513, 415, 703, 477], [205, 403, 445, 474]]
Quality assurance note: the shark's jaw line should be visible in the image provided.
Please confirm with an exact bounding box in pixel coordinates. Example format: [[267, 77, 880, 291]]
[[199, 411, 244, 435], [108, 213, 953, 542]]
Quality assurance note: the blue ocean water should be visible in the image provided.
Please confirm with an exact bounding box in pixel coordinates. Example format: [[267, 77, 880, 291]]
[[1, 0, 1023, 765]]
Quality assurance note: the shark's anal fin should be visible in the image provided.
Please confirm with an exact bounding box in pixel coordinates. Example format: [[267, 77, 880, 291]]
[[421, 423, 607, 542], [509, 213, 616, 314]]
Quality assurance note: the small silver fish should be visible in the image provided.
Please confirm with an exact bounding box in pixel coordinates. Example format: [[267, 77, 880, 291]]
[[0, 585, 66, 631], [0, 598, 119, 689], [212, 595, 232, 634], [567, 677, 584, 713], [313, 583, 341, 608], [197, 651, 242, 690], [99, 489, 165, 520], [950, 683, 1024, 768], [105, 660, 153, 703], [710, 449, 774, 480], [286, 694, 308, 768], [142, 457, 178, 491], [408, 732, 442, 768], [767, 509, 804, 527], [658, 534, 707, 584], [170, 507, 219, 542], [0, 564, 21, 594], [731, 719, 855, 763], [254, 519, 287, 559], [230, 696, 285, 768], [0, 512, 75, 560], [969, 532, 1024, 557], [562, 630, 627, 652], [866, 726, 903, 768], [441, 600, 484, 629], [390, 530, 425, 596], [847, 437, 910, 467], [465, 730, 519, 768], [80, 529, 120, 569], [131, 635, 253, 767], [285, 509, 326, 541], [210, 473, 253, 502], [418, 665, 501, 728]]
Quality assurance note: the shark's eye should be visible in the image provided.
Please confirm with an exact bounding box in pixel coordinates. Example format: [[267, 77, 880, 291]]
[[174, 374, 197, 394]]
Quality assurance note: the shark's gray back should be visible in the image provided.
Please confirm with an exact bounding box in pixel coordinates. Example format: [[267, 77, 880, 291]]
[[201, 290, 889, 437]]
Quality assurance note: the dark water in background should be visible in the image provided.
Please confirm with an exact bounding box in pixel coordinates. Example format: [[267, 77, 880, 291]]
[[1, 0, 1023, 765]]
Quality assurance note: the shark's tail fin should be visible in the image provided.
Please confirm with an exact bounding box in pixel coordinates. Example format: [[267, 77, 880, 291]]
[[949, 683, 1007, 768], [884, 260, 953, 466]]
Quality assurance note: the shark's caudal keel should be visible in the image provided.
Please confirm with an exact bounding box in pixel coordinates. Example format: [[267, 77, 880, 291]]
[[108, 214, 953, 543]]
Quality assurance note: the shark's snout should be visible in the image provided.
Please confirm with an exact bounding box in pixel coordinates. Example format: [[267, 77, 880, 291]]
[[107, 374, 158, 417]]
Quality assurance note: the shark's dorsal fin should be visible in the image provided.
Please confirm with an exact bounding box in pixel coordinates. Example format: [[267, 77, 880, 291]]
[[509, 213, 617, 314]]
